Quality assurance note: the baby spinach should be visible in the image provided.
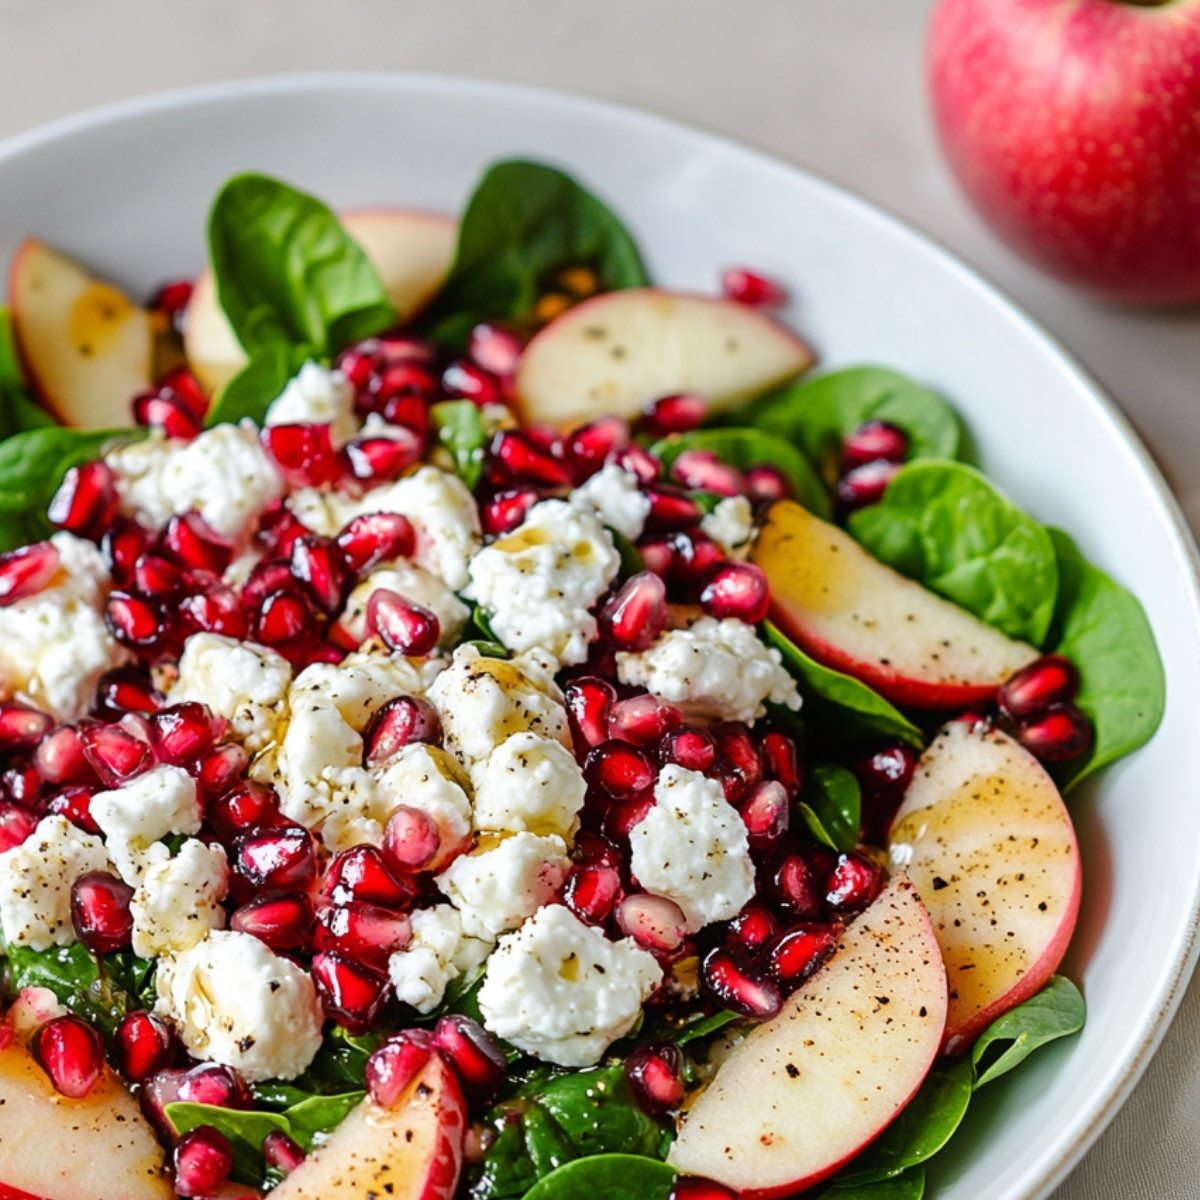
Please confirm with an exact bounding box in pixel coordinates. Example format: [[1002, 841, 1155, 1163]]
[[431, 399, 488, 490], [1043, 528, 1165, 791], [422, 160, 649, 350], [799, 764, 862, 853], [281, 1090, 365, 1149], [825, 1166, 926, 1200], [522, 1154, 676, 1200], [166, 1102, 290, 1186], [972, 975, 1085, 1087], [848, 460, 1058, 646], [205, 342, 307, 428], [650, 428, 831, 520]]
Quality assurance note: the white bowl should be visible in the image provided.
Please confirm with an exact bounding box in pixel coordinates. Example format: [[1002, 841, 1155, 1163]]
[[1, 73, 1197, 1200]]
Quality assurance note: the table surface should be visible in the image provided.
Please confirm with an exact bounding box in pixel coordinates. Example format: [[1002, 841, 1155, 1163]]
[[3, 2, 1198, 1196]]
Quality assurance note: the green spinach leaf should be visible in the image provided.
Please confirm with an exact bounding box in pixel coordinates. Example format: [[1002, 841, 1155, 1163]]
[[848, 461, 1058, 645], [422, 160, 648, 350], [522, 1154, 676, 1200], [1043, 529, 1165, 791], [166, 1102, 291, 1186], [799, 764, 862, 852], [826, 1165, 926, 1199], [972, 975, 1085, 1088], [205, 342, 306, 428], [282, 1090, 364, 1150], [430, 399, 487, 490]]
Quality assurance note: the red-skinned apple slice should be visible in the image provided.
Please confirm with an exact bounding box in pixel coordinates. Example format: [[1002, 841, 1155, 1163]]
[[183, 207, 457, 395], [9, 239, 153, 429], [888, 719, 1082, 1054], [513, 288, 814, 428], [668, 876, 946, 1198], [270, 1054, 467, 1200], [753, 498, 1039, 708], [0, 1035, 171, 1200]]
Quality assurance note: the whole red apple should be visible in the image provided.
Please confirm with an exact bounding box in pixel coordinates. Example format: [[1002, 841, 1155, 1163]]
[[928, 0, 1200, 304]]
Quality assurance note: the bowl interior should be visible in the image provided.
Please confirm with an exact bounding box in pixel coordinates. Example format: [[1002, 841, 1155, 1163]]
[[1, 73, 1197, 1200]]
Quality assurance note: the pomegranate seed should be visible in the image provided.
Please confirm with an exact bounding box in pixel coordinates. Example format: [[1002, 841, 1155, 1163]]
[[151, 279, 194, 326], [740, 780, 790, 845], [721, 267, 787, 307], [644, 393, 707, 436], [1017, 704, 1093, 761], [133, 390, 201, 439], [336, 347, 377, 391], [670, 1175, 739, 1200], [658, 726, 717, 773], [0, 542, 60, 605], [366, 1029, 434, 1109], [381, 391, 432, 434], [366, 588, 440, 656], [36, 725, 93, 785], [344, 433, 422, 484], [382, 805, 442, 874], [311, 951, 391, 1033], [161, 510, 234, 574], [564, 678, 617, 753], [180, 583, 248, 639], [140, 1068, 186, 1137], [363, 696, 442, 768], [671, 450, 745, 497], [770, 853, 825, 920], [615, 893, 687, 954], [999, 655, 1081, 721], [106, 592, 168, 652], [726, 904, 780, 952], [373, 334, 438, 367], [231, 890, 315, 950], [598, 572, 668, 651], [47, 461, 117, 536], [825, 852, 884, 912], [481, 489, 538, 537], [113, 1011, 176, 1083], [711, 723, 763, 804], [625, 1041, 685, 1113], [669, 531, 726, 585], [765, 923, 839, 987], [263, 1130, 307, 1176], [563, 863, 623, 924], [700, 946, 782, 1019], [0, 804, 36, 852], [255, 587, 311, 645], [573, 831, 624, 871], [0, 702, 53, 749], [433, 1015, 507, 1101], [207, 781, 280, 842], [337, 512, 416, 575], [443, 359, 502, 405], [467, 323, 524, 377], [132, 554, 185, 598], [488, 430, 572, 488], [33, 1015, 105, 1099], [71, 871, 134, 953], [644, 485, 702, 532], [45, 786, 100, 834], [700, 562, 770, 624], [2, 761, 40, 807], [607, 694, 683, 747], [837, 459, 899, 511], [322, 846, 414, 909], [237, 825, 317, 890], [371, 361, 437, 407], [158, 366, 210, 423], [617, 443, 662, 484], [314, 900, 411, 964], [585, 740, 656, 801], [178, 1062, 252, 1109], [842, 420, 909, 470], [242, 560, 293, 611], [148, 703, 217, 766], [762, 731, 803, 798], [174, 1127, 234, 1198], [101, 517, 150, 586], [852, 743, 918, 840], [79, 721, 153, 786], [263, 423, 339, 488], [256, 502, 307, 560], [745, 464, 792, 503], [565, 415, 630, 478], [290, 536, 347, 613], [195, 743, 249, 798]]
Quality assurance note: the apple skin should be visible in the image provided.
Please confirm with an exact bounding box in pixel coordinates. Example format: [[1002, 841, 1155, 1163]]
[[928, 0, 1200, 304]]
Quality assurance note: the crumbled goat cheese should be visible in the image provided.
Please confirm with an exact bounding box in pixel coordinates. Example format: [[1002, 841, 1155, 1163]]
[[471, 732, 586, 840], [629, 766, 755, 932], [569, 463, 651, 541], [701, 495, 756, 559], [130, 839, 228, 958], [478, 905, 662, 1067], [464, 500, 621, 665], [91, 765, 203, 886], [6, 987, 68, 1044], [106, 422, 283, 540], [337, 562, 469, 651], [155, 930, 323, 1082], [617, 616, 801, 724], [436, 832, 570, 941], [388, 904, 492, 1014], [290, 648, 440, 735], [0, 533, 129, 722], [0, 816, 112, 950], [264, 362, 358, 447]]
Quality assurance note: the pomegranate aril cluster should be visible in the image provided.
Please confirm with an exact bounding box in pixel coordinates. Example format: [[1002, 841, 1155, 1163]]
[[835, 419, 909, 514], [996, 654, 1092, 762]]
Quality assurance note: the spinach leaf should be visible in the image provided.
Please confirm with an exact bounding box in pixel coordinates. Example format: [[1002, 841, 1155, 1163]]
[[166, 1102, 290, 1186], [205, 342, 305, 428], [650, 428, 831, 520], [609, 526, 647, 578], [1043, 529, 1165, 791], [763, 622, 924, 747], [422, 160, 649, 350], [741, 365, 961, 483], [282, 1090, 364, 1149], [0, 307, 54, 440], [522, 1154, 676, 1200], [208, 173, 394, 359], [528, 1066, 666, 1160], [799, 764, 862, 852], [848, 461, 1058, 645], [826, 1165, 926, 1199], [0, 426, 138, 553], [669, 1009, 743, 1045], [972, 975, 1085, 1087], [430, 399, 487, 490]]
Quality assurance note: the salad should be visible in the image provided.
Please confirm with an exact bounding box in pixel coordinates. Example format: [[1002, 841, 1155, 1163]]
[[0, 161, 1165, 1200]]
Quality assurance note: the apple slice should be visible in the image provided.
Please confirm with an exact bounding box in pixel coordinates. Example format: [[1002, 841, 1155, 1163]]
[[752, 498, 1039, 708], [887, 719, 1081, 1053], [183, 207, 458, 395], [668, 877, 946, 1197], [0, 1035, 171, 1200], [9, 239, 153, 429], [270, 1055, 467, 1200], [513, 288, 814, 428]]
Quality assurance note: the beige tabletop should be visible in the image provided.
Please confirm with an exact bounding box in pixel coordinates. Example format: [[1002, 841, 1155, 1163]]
[[2, 1, 1198, 1196]]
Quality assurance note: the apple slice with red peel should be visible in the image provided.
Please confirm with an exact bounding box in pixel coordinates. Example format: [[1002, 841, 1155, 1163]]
[[9, 238, 153, 429], [270, 1054, 467, 1200], [0, 1035, 171, 1200], [184, 207, 458, 395], [513, 288, 815, 428], [668, 876, 946, 1198], [888, 719, 1082, 1054], [752, 498, 1039, 708]]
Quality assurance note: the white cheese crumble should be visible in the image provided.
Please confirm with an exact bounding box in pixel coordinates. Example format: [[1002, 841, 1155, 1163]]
[[290, 648, 440, 736], [569, 463, 651, 541], [155, 930, 323, 1082], [387, 904, 492, 1014], [264, 362, 358, 447], [617, 616, 801, 724], [701, 495, 756, 559], [106, 422, 283, 540], [629, 765, 756, 932], [0, 816, 112, 950], [337, 562, 469, 651], [91, 765, 204, 886], [471, 732, 586, 840], [478, 905, 662, 1067], [464, 500, 621, 666], [130, 839, 228, 959]]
